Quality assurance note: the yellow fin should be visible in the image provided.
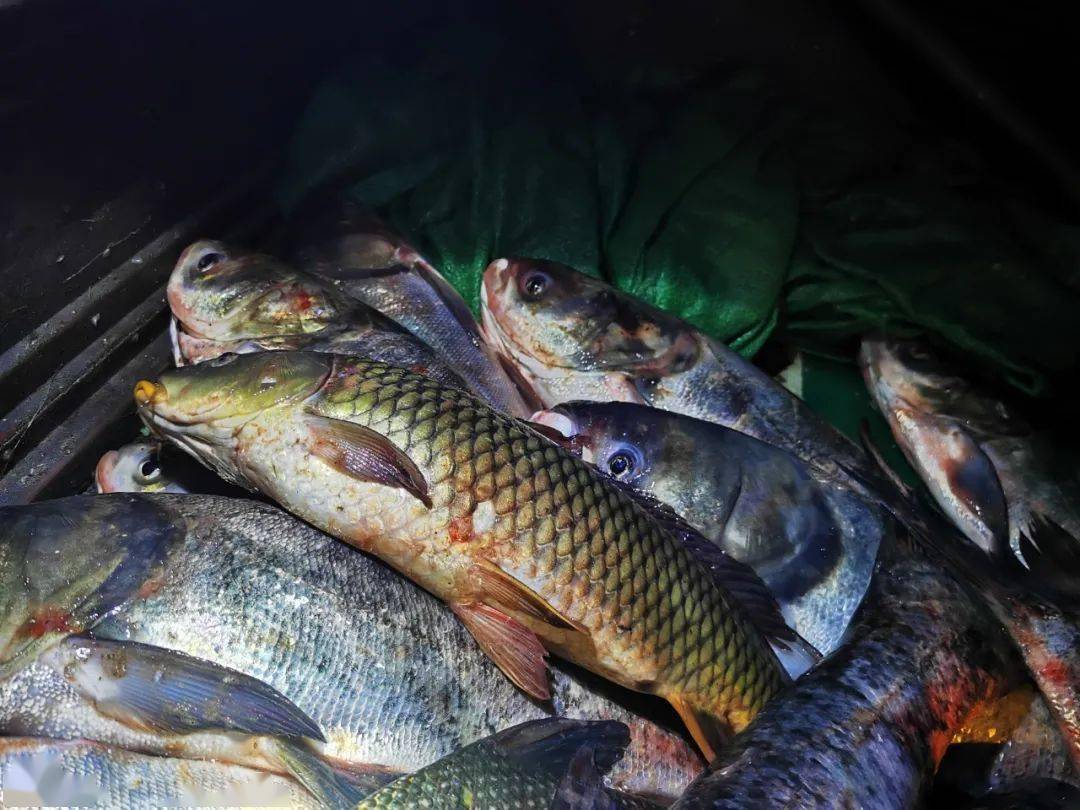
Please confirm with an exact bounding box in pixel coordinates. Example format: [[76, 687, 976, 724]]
[[473, 560, 588, 634], [668, 695, 731, 763]]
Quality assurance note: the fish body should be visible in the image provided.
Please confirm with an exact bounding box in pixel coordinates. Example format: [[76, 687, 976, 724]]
[[672, 544, 1017, 809], [357, 717, 636, 809], [135, 352, 794, 761], [167, 240, 471, 394], [0, 494, 702, 800], [860, 336, 1080, 560], [480, 259, 884, 495], [535, 402, 889, 655], [289, 204, 533, 417], [94, 440, 188, 494], [0, 737, 313, 808]]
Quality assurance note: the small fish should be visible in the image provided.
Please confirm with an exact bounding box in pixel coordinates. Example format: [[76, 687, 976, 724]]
[[356, 717, 645, 809], [0, 494, 702, 801], [134, 351, 804, 761], [288, 202, 535, 417], [94, 440, 187, 494], [533, 402, 889, 656], [480, 258, 887, 500], [860, 335, 1080, 562], [167, 240, 471, 394], [672, 542, 1019, 809], [0, 738, 315, 808]]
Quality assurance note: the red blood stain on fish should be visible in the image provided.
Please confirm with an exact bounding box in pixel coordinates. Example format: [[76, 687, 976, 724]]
[[410, 364, 429, 376], [23, 607, 82, 638], [1039, 659, 1073, 688], [449, 515, 473, 544], [293, 291, 313, 311]]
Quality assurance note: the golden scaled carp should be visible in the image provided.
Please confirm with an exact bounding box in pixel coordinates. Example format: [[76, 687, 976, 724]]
[[134, 351, 800, 760]]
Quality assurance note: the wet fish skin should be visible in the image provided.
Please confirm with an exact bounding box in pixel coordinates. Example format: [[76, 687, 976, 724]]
[[535, 402, 889, 655], [480, 258, 885, 497], [0, 494, 701, 800], [167, 240, 471, 394], [94, 440, 188, 494], [288, 203, 533, 417], [135, 352, 791, 761], [672, 545, 1017, 809], [357, 717, 634, 809], [860, 335, 1080, 561], [0, 737, 315, 809]]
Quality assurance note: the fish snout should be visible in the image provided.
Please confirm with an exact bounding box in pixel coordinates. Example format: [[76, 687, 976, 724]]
[[134, 380, 167, 408], [94, 451, 120, 493]]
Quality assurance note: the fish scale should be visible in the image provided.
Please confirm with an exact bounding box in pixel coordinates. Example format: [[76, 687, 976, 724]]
[[303, 358, 785, 735]]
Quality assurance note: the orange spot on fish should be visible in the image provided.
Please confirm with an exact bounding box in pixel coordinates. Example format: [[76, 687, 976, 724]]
[[23, 607, 81, 638], [410, 364, 428, 376], [1040, 659, 1073, 687], [449, 515, 473, 544], [294, 291, 313, 311], [136, 568, 167, 600]]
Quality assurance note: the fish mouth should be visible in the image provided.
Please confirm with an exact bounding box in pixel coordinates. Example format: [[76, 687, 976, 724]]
[[528, 409, 593, 462]]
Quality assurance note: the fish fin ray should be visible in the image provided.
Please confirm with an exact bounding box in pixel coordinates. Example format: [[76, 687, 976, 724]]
[[451, 601, 551, 700], [668, 696, 729, 763], [305, 414, 431, 507], [272, 739, 367, 807], [858, 418, 912, 499], [45, 636, 325, 741], [474, 560, 588, 634]]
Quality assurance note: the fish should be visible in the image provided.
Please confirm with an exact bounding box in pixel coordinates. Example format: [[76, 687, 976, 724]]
[[134, 351, 804, 761], [356, 717, 649, 809], [167, 240, 472, 394], [671, 541, 1020, 809], [0, 493, 703, 802], [0, 737, 314, 808], [860, 335, 1080, 562], [479, 258, 889, 500], [287, 202, 535, 418], [533, 401, 890, 656], [94, 440, 188, 494]]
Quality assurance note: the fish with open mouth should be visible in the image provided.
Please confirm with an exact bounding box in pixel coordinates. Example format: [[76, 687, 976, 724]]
[[0, 494, 702, 803], [532, 402, 890, 656], [167, 239, 472, 395], [94, 440, 188, 494], [134, 351, 808, 762], [860, 335, 1080, 563], [287, 201, 535, 417]]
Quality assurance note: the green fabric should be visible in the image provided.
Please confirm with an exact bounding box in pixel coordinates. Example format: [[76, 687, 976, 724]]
[[279, 24, 1080, 401]]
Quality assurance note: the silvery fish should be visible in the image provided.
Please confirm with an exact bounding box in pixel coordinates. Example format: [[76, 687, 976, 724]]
[[672, 543, 1019, 809], [860, 335, 1080, 563], [0, 494, 702, 803], [167, 240, 471, 394], [533, 402, 890, 655], [288, 202, 535, 417], [0, 737, 313, 808], [94, 440, 188, 494], [134, 351, 804, 762]]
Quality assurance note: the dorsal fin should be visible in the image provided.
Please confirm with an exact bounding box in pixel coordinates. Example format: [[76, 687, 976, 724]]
[[604, 475, 819, 661]]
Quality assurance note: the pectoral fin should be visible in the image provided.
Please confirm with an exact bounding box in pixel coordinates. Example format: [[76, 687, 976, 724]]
[[42, 636, 325, 741], [668, 695, 731, 763], [473, 561, 588, 634], [272, 739, 367, 807], [305, 414, 431, 507], [451, 601, 551, 700]]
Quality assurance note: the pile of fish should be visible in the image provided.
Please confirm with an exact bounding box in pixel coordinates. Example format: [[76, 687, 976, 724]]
[[3, 201, 1079, 808]]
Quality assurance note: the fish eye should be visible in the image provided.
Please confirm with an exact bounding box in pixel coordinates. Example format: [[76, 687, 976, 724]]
[[519, 271, 551, 301], [196, 252, 225, 271], [137, 458, 161, 482], [607, 450, 635, 478]]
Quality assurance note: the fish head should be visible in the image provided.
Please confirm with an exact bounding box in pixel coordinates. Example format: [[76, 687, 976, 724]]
[[531, 401, 697, 509], [169, 241, 345, 362], [134, 352, 332, 483], [860, 335, 1022, 438], [94, 441, 169, 493], [481, 258, 700, 405]]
